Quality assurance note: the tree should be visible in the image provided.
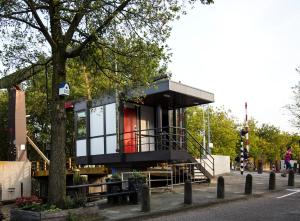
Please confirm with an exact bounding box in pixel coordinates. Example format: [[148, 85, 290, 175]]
[[208, 107, 239, 159], [0, 90, 9, 160], [0, 0, 213, 207], [286, 71, 300, 130], [186, 106, 239, 159]]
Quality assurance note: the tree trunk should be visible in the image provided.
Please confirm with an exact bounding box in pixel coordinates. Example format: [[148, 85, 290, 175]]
[[48, 50, 67, 208]]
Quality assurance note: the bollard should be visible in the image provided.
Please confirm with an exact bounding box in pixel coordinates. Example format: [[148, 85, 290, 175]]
[[141, 184, 150, 212], [269, 172, 276, 190], [217, 176, 225, 199], [128, 179, 138, 204], [293, 163, 298, 173], [184, 180, 192, 204], [245, 174, 252, 195], [257, 160, 263, 174], [288, 170, 295, 186]]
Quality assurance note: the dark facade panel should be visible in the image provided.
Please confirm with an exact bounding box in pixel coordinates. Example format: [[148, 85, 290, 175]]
[[76, 156, 88, 165], [74, 100, 87, 112], [90, 154, 121, 164], [91, 95, 116, 107]]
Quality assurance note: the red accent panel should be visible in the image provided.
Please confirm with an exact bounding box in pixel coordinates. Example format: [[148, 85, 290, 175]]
[[124, 107, 137, 153], [64, 101, 74, 109]]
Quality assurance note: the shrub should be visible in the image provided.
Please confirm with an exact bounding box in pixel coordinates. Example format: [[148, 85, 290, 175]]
[[15, 196, 61, 212], [15, 196, 42, 208], [65, 196, 76, 209]]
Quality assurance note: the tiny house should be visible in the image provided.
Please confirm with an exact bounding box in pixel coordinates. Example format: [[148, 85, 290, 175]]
[[74, 80, 214, 170]]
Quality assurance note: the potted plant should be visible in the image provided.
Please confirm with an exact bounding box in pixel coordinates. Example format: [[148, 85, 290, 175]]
[[106, 173, 123, 204], [128, 171, 146, 204]]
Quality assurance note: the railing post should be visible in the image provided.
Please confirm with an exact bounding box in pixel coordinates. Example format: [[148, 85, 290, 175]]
[[68, 157, 72, 170], [171, 169, 173, 190], [43, 160, 47, 171], [148, 172, 151, 190], [36, 161, 40, 172]]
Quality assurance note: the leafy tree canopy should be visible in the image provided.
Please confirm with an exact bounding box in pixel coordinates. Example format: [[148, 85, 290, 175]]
[[0, 0, 213, 206]]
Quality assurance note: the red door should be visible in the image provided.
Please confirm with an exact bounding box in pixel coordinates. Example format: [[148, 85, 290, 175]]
[[124, 107, 137, 153]]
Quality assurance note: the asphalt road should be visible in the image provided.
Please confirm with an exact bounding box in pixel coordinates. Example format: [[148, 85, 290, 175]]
[[144, 189, 300, 221]]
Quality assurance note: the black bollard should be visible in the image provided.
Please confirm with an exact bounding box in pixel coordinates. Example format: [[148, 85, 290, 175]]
[[141, 184, 150, 212], [128, 179, 138, 204], [293, 163, 298, 173], [184, 180, 192, 204], [288, 170, 295, 186], [257, 160, 263, 174], [269, 172, 276, 190], [245, 174, 252, 195], [217, 176, 225, 199]]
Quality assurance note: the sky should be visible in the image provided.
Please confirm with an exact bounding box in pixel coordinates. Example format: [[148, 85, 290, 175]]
[[167, 0, 300, 133]]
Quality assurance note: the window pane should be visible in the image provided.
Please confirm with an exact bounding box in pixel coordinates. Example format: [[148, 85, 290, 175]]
[[76, 140, 87, 157], [105, 103, 116, 135], [91, 137, 104, 155], [77, 111, 87, 138], [90, 106, 104, 137], [106, 135, 117, 154]]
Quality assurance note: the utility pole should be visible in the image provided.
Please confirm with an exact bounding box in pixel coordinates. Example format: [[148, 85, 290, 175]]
[[202, 106, 206, 157], [207, 106, 211, 155]]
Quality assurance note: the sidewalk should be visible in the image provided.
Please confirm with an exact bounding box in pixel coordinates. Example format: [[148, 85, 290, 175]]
[[2, 171, 299, 221], [95, 171, 300, 220]]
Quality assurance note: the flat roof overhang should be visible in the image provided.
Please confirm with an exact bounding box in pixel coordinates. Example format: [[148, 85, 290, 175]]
[[129, 80, 214, 109]]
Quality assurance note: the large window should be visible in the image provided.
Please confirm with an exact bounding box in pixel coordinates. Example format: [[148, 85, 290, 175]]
[[89, 103, 117, 155]]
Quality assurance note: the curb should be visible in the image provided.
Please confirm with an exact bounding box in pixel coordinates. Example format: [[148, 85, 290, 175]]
[[115, 188, 289, 221]]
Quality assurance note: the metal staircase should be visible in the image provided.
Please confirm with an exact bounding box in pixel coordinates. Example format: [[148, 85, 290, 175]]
[[153, 127, 215, 182]]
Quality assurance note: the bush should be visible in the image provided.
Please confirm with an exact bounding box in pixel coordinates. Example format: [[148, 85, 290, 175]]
[[15, 196, 61, 212], [65, 196, 76, 209], [15, 196, 42, 208]]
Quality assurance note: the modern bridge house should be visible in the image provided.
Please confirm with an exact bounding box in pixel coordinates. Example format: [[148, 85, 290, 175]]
[[74, 80, 215, 179]]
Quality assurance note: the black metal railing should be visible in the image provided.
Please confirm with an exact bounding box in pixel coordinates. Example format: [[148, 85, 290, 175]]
[[119, 127, 214, 177]]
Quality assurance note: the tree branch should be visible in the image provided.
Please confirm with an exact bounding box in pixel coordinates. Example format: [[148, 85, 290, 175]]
[[66, 0, 132, 58], [24, 0, 56, 48], [63, 0, 90, 46], [1, 15, 41, 31], [0, 58, 52, 89]]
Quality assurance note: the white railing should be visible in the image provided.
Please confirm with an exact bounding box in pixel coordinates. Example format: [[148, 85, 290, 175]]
[[121, 170, 173, 192]]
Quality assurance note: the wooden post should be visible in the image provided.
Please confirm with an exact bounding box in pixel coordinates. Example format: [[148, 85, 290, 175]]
[[36, 161, 40, 172]]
